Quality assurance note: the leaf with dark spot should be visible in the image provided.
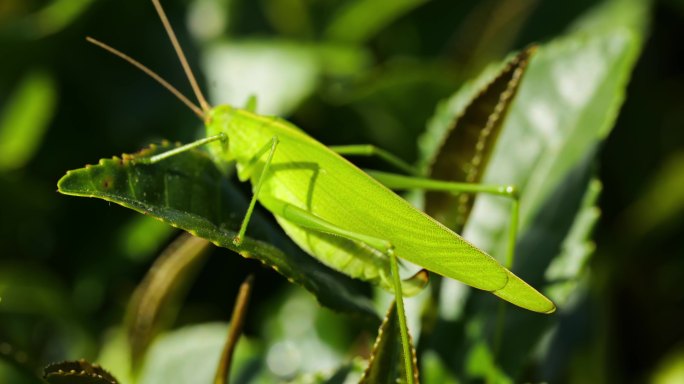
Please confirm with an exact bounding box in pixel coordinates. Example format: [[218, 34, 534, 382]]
[[57, 143, 377, 319]]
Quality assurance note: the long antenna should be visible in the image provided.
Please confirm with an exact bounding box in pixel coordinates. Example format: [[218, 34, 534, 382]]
[[151, 0, 211, 114], [86, 37, 205, 119]]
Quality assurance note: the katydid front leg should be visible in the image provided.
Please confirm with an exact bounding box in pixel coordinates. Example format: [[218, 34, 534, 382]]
[[233, 136, 280, 246], [135, 134, 226, 164]]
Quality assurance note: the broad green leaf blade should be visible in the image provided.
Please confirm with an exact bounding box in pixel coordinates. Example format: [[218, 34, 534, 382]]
[[491, 160, 603, 378], [0, 263, 91, 358], [420, 46, 535, 230], [464, 341, 512, 384], [464, 28, 643, 261], [420, 351, 458, 384], [360, 301, 419, 384], [57, 143, 376, 318], [43, 360, 119, 384], [137, 323, 261, 384], [202, 40, 369, 115], [126, 233, 212, 369], [0, 344, 44, 384], [325, 0, 428, 44], [620, 151, 684, 237], [0, 0, 95, 39], [116, 215, 175, 262], [0, 70, 56, 171]]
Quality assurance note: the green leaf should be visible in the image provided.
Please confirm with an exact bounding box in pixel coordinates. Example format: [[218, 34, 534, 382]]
[[57, 143, 377, 318], [620, 151, 684, 237], [420, 351, 458, 384], [138, 323, 260, 384], [465, 24, 643, 261], [325, 0, 428, 44], [116, 215, 175, 262], [0, 0, 95, 39], [0, 70, 56, 171], [0, 262, 91, 358], [43, 359, 119, 384], [360, 301, 419, 384], [419, 46, 536, 231], [0, 344, 44, 384], [202, 40, 369, 116], [491, 161, 602, 376], [464, 341, 512, 384]]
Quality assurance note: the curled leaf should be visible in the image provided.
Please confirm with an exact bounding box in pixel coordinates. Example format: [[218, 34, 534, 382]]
[[420, 46, 536, 231], [360, 301, 419, 384], [126, 233, 212, 369]]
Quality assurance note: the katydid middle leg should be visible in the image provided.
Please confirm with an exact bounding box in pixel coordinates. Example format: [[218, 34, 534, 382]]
[[330, 144, 421, 176]]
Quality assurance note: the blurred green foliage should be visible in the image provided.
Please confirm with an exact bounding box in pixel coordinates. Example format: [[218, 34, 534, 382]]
[[1, 0, 683, 383]]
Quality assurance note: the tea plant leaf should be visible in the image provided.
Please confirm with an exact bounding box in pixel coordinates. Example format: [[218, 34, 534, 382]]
[[0, 342, 44, 384], [420, 351, 458, 384], [325, 0, 428, 44], [360, 301, 419, 384], [0, 0, 95, 39], [620, 151, 684, 237], [465, 341, 512, 384], [126, 233, 212, 369], [0, 70, 56, 171], [464, 27, 643, 260], [43, 359, 119, 384], [57, 143, 376, 318], [138, 323, 261, 384], [0, 263, 91, 358], [419, 46, 536, 230], [117, 215, 175, 262], [203, 40, 369, 115], [490, 161, 602, 377]]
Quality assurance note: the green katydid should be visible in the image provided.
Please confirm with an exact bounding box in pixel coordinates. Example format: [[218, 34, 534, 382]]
[[69, 0, 556, 380]]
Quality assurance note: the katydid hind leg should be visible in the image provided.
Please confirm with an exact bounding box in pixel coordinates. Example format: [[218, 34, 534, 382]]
[[267, 198, 415, 382], [388, 247, 416, 384]]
